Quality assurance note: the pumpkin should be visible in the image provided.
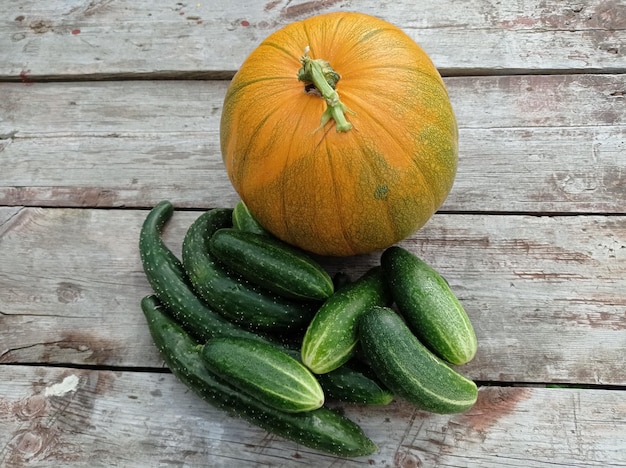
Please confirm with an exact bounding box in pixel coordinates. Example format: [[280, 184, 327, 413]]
[[220, 12, 458, 256]]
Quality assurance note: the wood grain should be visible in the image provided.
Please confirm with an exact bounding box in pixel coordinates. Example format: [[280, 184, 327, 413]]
[[1, 0, 625, 464], [1, 0, 625, 79], [1, 365, 625, 467], [1, 75, 625, 211], [1, 208, 624, 385]]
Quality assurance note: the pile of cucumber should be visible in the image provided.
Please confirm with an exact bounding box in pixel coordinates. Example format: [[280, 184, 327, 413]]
[[139, 200, 479, 458]]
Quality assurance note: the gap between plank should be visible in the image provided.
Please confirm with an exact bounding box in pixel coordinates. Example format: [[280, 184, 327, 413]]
[[2, 205, 625, 218], [1, 68, 625, 84], [0, 362, 624, 391]]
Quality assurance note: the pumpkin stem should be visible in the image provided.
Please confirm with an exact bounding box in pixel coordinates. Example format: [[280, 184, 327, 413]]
[[297, 47, 353, 133]]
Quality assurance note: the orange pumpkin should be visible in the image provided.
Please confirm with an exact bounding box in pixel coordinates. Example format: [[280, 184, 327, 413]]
[[220, 12, 458, 256]]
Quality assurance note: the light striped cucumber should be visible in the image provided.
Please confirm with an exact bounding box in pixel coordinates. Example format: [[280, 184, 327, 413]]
[[232, 200, 271, 236], [201, 337, 324, 413], [381, 246, 477, 365], [141, 295, 377, 457], [358, 306, 478, 414], [301, 267, 391, 374]]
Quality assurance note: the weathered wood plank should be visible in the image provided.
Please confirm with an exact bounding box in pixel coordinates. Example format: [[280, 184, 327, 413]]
[[1, 0, 625, 79], [1, 75, 625, 211], [1, 127, 624, 213], [1, 2, 622, 465], [2, 75, 624, 135], [1, 208, 624, 385], [0, 365, 624, 467]]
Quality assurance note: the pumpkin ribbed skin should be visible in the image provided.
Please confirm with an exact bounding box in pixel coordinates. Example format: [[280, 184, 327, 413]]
[[221, 12, 458, 256]]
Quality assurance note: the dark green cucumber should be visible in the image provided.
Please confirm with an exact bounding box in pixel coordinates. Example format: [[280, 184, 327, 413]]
[[139, 201, 262, 343], [358, 306, 478, 414], [332, 271, 352, 291], [301, 267, 391, 374], [182, 209, 316, 333], [138, 206, 389, 408], [316, 362, 393, 405], [209, 228, 334, 301], [232, 200, 270, 236], [141, 295, 376, 457], [381, 246, 477, 365], [201, 337, 324, 413], [140, 204, 394, 408], [139, 201, 187, 278], [277, 347, 393, 406]]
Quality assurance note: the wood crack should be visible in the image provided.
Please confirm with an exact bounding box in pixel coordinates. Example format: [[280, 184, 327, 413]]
[[0, 341, 62, 360], [0, 130, 17, 140], [0, 310, 89, 319], [0, 207, 26, 238]]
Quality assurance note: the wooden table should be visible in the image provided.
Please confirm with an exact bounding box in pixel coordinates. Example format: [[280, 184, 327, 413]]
[[1, 1, 625, 466]]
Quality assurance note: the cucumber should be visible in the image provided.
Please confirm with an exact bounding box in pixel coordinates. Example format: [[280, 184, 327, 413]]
[[332, 271, 352, 291], [182, 209, 316, 333], [381, 246, 477, 365], [139, 201, 187, 278], [138, 207, 389, 408], [271, 347, 393, 406], [201, 337, 324, 413], [139, 201, 263, 343], [141, 295, 377, 457], [316, 363, 393, 405], [301, 267, 391, 374], [232, 200, 270, 236], [358, 306, 478, 414], [209, 228, 334, 301]]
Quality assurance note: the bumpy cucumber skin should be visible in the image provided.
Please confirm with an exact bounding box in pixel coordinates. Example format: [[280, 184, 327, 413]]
[[138, 201, 263, 343], [141, 295, 377, 457], [232, 200, 271, 236], [201, 337, 324, 413], [209, 228, 334, 301], [279, 348, 395, 406], [358, 306, 478, 414], [139, 200, 389, 405], [138, 206, 390, 407], [301, 267, 391, 374], [316, 363, 393, 405], [182, 210, 316, 333], [139, 201, 186, 278], [381, 246, 477, 365]]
